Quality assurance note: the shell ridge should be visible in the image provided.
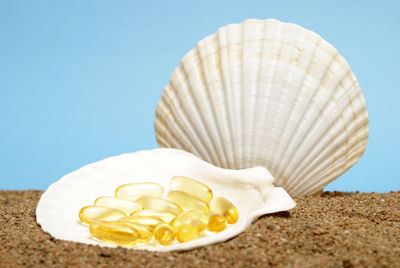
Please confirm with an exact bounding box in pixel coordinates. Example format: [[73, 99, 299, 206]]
[[257, 20, 284, 173], [154, 97, 177, 149], [336, 63, 368, 161], [248, 20, 269, 171], [268, 22, 287, 176], [238, 22, 246, 169], [167, 65, 214, 160], [295, 158, 347, 196], [154, 120, 182, 150], [284, 58, 360, 191], [274, 44, 343, 190], [270, 26, 318, 186], [265, 21, 288, 176], [241, 21, 257, 167], [279, 71, 344, 189], [326, 52, 368, 175], [154, 108, 189, 153], [184, 46, 224, 167], [295, 152, 355, 196], [285, 118, 341, 193], [195, 37, 230, 168], [326, 70, 354, 177], [155, 86, 187, 149], [154, 118, 171, 148], [290, 122, 369, 195], [172, 63, 217, 163], [155, 97, 206, 159], [225, 23, 242, 169], [339, 78, 366, 172], [268, 27, 303, 180], [290, 129, 350, 195], [249, 21, 267, 168], [273, 44, 367, 192], [216, 28, 236, 169], [167, 69, 216, 159]]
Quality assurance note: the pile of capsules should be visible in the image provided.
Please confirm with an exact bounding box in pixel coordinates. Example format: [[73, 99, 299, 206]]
[[78, 176, 239, 246]]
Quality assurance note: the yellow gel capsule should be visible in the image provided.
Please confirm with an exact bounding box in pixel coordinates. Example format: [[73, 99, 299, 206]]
[[170, 176, 213, 203], [177, 224, 198, 243], [89, 221, 141, 246], [115, 182, 164, 201], [154, 223, 175, 245], [170, 210, 206, 233], [206, 213, 226, 232], [94, 197, 142, 215], [116, 221, 153, 243], [168, 191, 209, 213], [79, 206, 125, 225], [119, 215, 164, 231], [210, 197, 239, 224], [130, 210, 177, 223], [135, 196, 182, 216]]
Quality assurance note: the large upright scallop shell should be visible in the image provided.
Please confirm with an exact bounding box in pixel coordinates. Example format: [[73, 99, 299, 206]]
[[155, 19, 369, 197]]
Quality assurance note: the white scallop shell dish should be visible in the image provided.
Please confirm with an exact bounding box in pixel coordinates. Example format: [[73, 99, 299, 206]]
[[36, 148, 295, 251], [155, 19, 369, 197]]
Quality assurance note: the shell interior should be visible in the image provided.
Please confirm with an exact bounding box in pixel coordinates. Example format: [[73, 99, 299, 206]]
[[36, 148, 295, 251]]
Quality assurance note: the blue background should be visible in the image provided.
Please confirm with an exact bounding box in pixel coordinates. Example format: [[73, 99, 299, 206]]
[[1, 1, 399, 191]]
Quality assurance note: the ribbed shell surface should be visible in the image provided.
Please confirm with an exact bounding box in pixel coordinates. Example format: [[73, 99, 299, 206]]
[[154, 19, 369, 197]]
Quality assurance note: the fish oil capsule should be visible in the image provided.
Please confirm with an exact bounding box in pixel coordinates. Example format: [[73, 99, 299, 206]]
[[170, 176, 213, 203], [94, 197, 142, 215], [176, 224, 198, 243], [154, 223, 175, 245], [130, 210, 177, 223], [79, 206, 126, 225], [115, 182, 163, 201], [168, 191, 209, 213], [135, 196, 182, 216], [206, 213, 226, 232], [170, 210, 206, 233], [89, 221, 141, 246], [116, 221, 153, 243], [210, 197, 239, 224], [119, 215, 164, 231]]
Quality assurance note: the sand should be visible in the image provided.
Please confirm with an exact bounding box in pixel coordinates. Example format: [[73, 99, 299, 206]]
[[0, 190, 399, 267]]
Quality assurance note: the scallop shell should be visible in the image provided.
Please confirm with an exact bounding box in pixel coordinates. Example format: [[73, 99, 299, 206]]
[[154, 19, 369, 197], [36, 148, 295, 251]]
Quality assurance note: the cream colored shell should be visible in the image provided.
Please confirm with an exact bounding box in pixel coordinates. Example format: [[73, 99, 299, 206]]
[[155, 19, 369, 197], [36, 148, 295, 251]]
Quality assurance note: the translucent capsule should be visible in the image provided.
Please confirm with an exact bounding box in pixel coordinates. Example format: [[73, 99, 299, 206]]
[[79, 206, 125, 225], [89, 221, 141, 246], [154, 223, 175, 245], [210, 197, 239, 224], [94, 196, 142, 215], [135, 196, 182, 216], [170, 210, 206, 233], [116, 221, 153, 243], [115, 182, 163, 201], [206, 213, 226, 232], [119, 215, 164, 231], [170, 176, 213, 203], [130, 210, 177, 223], [176, 224, 198, 243], [168, 191, 209, 213]]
